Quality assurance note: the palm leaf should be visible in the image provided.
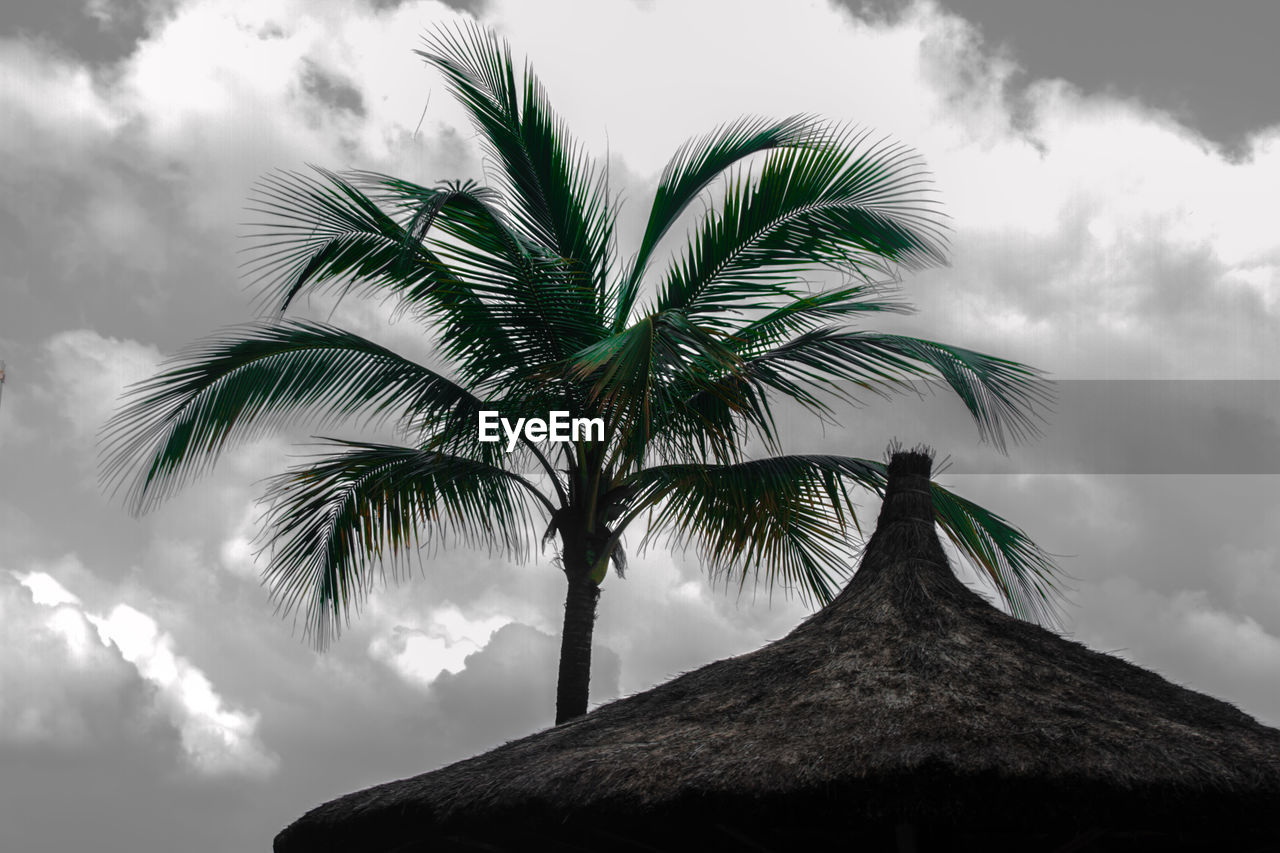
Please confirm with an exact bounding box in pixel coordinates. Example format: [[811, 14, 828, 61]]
[[417, 22, 614, 314], [243, 167, 536, 386], [243, 166, 446, 315], [351, 170, 607, 377], [653, 127, 948, 324], [565, 310, 748, 469], [771, 330, 1053, 450], [614, 114, 825, 329], [97, 320, 485, 514], [672, 328, 1053, 454], [628, 454, 1062, 623], [627, 455, 884, 605], [929, 479, 1065, 626], [257, 439, 546, 648], [642, 285, 919, 458]]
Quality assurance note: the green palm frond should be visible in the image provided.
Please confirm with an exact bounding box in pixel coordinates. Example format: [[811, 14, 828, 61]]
[[615, 114, 825, 329], [243, 166, 445, 316], [635, 284, 918, 462], [765, 330, 1052, 450], [667, 328, 1052, 454], [722, 281, 917, 352], [626, 454, 1061, 622], [653, 126, 948, 325], [258, 438, 546, 648], [351, 170, 608, 379], [97, 320, 483, 514], [565, 311, 748, 468], [243, 168, 542, 388], [416, 22, 615, 309], [929, 479, 1066, 626], [628, 455, 885, 605]]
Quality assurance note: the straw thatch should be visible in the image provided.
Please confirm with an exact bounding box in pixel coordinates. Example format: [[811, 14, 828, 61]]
[[276, 450, 1280, 852]]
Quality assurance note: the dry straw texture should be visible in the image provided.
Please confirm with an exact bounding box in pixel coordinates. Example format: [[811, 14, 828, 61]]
[[276, 450, 1280, 851]]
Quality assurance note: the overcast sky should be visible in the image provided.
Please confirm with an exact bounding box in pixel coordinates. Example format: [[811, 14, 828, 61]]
[[2, 1, 1278, 850]]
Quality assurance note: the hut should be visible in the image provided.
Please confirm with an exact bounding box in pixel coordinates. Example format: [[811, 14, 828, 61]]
[[275, 450, 1280, 852]]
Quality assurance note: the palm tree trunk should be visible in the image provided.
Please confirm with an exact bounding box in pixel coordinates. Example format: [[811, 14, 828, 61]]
[[554, 570, 600, 724]]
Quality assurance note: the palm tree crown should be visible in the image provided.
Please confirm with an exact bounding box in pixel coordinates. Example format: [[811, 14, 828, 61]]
[[99, 22, 1059, 724]]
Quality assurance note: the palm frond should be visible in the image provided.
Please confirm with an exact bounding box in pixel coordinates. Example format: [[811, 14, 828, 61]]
[[653, 127, 948, 324], [417, 22, 614, 314], [722, 281, 917, 353], [97, 320, 484, 514], [351, 170, 607, 376], [929, 479, 1066, 626], [257, 439, 543, 648], [565, 310, 746, 468], [641, 285, 919, 458], [629, 454, 1062, 623], [790, 330, 1053, 450], [628, 455, 884, 605], [243, 168, 539, 386], [615, 114, 825, 329], [243, 166, 446, 315], [668, 328, 1053, 454]]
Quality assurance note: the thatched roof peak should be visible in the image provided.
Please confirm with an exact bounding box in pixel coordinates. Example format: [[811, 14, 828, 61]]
[[880, 447, 934, 525], [806, 446, 967, 642], [885, 445, 933, 478], [276, 446, 1280, 852]]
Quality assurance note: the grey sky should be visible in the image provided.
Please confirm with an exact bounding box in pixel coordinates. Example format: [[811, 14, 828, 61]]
[[1, 1, 1278, 851], [860, 0, 1280, 153], [2, 0, 168, 65]]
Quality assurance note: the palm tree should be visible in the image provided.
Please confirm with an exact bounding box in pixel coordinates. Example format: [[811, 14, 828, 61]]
[[99, 22, 1059, 725]]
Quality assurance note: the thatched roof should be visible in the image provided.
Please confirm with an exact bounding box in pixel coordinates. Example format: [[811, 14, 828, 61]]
[[276, 450, 1280, 852]]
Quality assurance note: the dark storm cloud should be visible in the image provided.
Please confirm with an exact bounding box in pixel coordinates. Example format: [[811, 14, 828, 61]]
[[300, 59, 367, 118], [2, 0, 174, 66], [0, 131, 249, 351], [845, 0, 1280, 153]]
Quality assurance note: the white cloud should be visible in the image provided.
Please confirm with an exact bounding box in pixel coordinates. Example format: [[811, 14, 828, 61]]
[[15, 570, 82, 607], [40, 329, 163, 445], [102, 0, 463, 228], [89, 603, 279, 776], [369, 603, 510, 687], [0, 40, 124, 161], [0, 571, 152, 748], [219, 504, 264, 581], [3, 561, 277, 777]]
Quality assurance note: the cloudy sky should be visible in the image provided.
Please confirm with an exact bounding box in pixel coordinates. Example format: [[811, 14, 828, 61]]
[[2, 0, 1279, 850]]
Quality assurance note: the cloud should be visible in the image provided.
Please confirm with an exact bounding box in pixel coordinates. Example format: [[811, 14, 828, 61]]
[[299, 57, 367, 117], [368, 603, 511, 687], [0, 38, 124, 157], [14, 569, 81, 607], [219, 501, 267, 580], [1074, 576, 1280, 727], [0, 570, 161, 749], [4, 562, 277, 777], [427, 621, 620, 758], [89, 601, 280, 776], [40, 329, 163, 446]]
